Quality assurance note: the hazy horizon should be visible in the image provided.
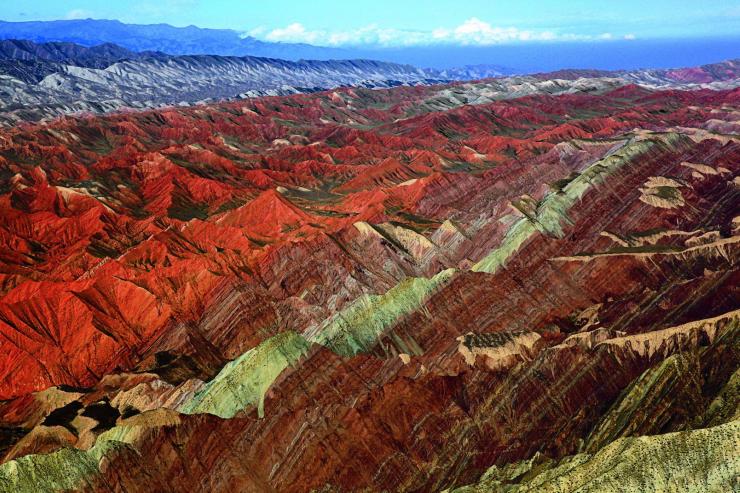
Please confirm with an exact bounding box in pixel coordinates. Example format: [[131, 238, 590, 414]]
[[3, 1, 740, 71], [0, 16, 738, 72], [4, 1, 740, 46]]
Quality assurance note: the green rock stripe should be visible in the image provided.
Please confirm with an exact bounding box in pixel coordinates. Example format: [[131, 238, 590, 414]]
[[181, 330, 311, 419], [473, 134, 683, 273], [305, 268, 456, 356]]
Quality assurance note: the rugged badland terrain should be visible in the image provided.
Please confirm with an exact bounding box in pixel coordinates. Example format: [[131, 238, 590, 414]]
[[0, 39, 447, 125], [0, 63, 737, 491], [0, 38, 737, 127]]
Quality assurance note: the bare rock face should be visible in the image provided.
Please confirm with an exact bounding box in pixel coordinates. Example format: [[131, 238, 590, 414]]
[[450, 420, 740, 493], [457, 331, 543, 370], [0, 65, 737, 492]]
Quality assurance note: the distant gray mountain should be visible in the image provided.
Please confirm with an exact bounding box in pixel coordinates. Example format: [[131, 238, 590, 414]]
[[0, 39, 161, 65], [1, 19, 738, 73], [0, 40, 445, 124], [0, 19, 346, 60], [0, 39, 167, 83], [434, 64, 515, 80], [0, 39, 736, 125]]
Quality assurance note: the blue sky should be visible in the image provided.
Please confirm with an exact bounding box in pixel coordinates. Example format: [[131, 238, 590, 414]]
[[4, 1, 740, 47]]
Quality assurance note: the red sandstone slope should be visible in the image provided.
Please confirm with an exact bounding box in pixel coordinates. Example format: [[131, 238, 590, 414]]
[[0, 78, 737, 492]]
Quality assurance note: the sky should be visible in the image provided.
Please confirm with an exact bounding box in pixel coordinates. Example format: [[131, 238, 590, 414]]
[[3, 1, 740, 48]]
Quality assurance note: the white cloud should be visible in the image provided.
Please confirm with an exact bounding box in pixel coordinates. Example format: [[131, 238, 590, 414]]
[[624, 33, 636, 40], [254, 18, 629, 47], [441, 17, 556, 44], [65, 9, 93, 20], [265, 23, 323, 44], [245, 26, 267, 38]]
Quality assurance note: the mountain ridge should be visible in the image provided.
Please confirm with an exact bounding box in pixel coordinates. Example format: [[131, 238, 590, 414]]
[[0, 39, 736, 126], [0, 18, 347, 60], [2, 18, 739, 72], [0, 39, 446, 124]]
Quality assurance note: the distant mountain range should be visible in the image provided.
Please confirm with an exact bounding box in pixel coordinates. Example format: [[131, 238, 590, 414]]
[[534, 59, 740, 86], [0, 38, 737, 125], [3, 18, 739, 73], [0, 39, 167, 84], [0, 38, 161, 66], [433, 64, 513, 80], [0, 39, 450, 124], [0, 19, 346, 60]]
